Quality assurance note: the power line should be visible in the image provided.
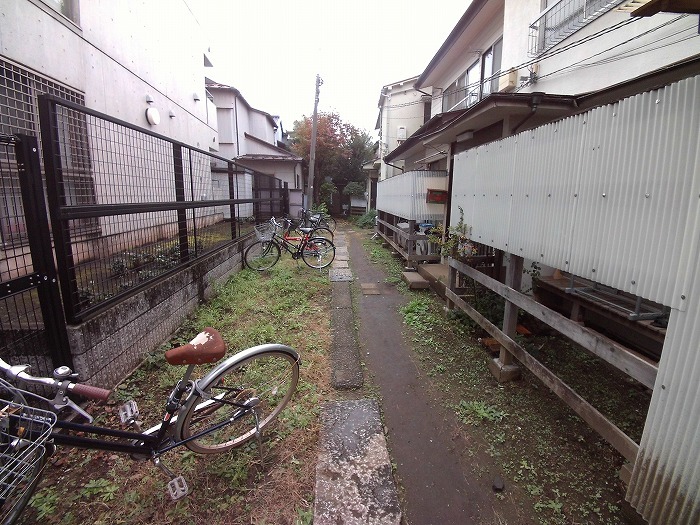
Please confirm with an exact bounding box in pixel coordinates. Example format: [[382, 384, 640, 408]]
[[380, 14, 691, 111], [535, 14, 691, 83]]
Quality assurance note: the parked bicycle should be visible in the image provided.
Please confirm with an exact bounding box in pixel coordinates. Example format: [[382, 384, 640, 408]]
[[299, 208, 336, 232], [283, 214, 334, 242], [0, 328, 300, 524], [244, 217, 336, 271]]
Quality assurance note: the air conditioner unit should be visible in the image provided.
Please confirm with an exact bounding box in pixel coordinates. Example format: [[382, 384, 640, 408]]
[[499, 69, 518, 92]]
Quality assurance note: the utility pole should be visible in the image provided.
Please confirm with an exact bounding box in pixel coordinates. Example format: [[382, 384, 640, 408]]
[[307, 74, 322, 208]]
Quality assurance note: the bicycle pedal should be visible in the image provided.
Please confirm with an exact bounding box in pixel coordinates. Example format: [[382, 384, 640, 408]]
[[118, 400, 139, 424], [167, 476, 189, 501]]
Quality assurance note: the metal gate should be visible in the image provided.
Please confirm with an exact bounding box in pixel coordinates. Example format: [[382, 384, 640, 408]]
[[0, 133, 71, 375]]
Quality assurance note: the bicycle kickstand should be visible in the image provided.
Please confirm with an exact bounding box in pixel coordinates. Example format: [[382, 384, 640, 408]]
[[153, 456, 189, 501], [253, 409, 266, 475]]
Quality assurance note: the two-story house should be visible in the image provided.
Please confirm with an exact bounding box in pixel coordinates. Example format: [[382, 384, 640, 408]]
[[376, 1, 700, 523], [206, 81, 303, 218]]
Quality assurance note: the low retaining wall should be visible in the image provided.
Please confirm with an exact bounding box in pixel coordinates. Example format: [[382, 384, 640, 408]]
[[66, 239, 249, 388]]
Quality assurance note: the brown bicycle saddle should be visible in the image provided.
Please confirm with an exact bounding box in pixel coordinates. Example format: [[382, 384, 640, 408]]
[[165, 327, 226, 365]]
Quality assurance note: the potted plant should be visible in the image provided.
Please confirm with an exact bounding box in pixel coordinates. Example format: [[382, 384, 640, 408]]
[[428, 206, 476, 261]]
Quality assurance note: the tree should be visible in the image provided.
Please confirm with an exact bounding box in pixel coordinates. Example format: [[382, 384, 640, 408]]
[[290, 112, 374, 207]]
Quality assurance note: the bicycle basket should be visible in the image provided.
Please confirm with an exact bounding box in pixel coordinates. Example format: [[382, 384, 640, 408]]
[[254, 222, 277, 241], [0, 402, 56, 513]]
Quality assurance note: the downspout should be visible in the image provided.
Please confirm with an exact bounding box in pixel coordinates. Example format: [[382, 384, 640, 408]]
[[234, 96, 240, 157], [510, 92, 545, 135]]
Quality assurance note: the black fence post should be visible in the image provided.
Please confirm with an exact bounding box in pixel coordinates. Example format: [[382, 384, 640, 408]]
[[173, 144, 189, 262], [283, 182, 290, 216], [228, 161, 237, 240], [37, 94, 81, 324], [15, 133, 73, 367]]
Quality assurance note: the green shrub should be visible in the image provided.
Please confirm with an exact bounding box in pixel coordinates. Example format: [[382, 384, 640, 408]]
[[353, 209, 377, 229]]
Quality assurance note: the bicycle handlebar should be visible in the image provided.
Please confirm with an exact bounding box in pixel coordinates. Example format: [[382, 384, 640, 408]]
[[0, 356, 111, 402], [69, 382, 112, 401]]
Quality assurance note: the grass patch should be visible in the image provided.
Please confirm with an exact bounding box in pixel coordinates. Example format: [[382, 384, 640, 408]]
[[24, 257, 333, 525], [365, 238, 647, 525]]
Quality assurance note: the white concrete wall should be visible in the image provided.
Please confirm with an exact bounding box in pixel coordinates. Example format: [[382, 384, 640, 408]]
[[498, 1, 700, 98], [379, 81, 425, 180], [1, 0, 217, 149]]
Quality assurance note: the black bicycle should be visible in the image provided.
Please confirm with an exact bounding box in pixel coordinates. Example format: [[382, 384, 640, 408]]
[[0, 328, 300, 524], [244, 217, 336, 271]]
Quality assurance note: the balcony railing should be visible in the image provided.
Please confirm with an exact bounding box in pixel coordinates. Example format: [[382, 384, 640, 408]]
[[528, 0, 626, 56]]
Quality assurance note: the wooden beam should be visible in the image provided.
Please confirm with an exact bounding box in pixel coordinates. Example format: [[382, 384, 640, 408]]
[[449, 258, 657, 389], [446, 287, 639, 463]]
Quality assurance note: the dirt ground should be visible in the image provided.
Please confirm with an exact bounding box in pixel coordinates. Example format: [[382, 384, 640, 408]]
[[346, 226, 649, 525]]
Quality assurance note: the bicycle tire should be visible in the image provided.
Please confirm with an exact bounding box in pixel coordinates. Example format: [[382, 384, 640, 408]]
[[309, 226, 333, 241], [301, 237, 335, 269], [244, 240, 281, 271], [1, 445, 50, 525], [177, 345, 299, 454], [320, 216, 336, 232]]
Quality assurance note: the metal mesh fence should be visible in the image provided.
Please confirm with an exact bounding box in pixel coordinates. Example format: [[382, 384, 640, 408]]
[[39, 95, 286, 322]]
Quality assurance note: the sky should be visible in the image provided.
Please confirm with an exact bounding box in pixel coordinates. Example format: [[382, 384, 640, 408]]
[[191, 1, 471, 137]]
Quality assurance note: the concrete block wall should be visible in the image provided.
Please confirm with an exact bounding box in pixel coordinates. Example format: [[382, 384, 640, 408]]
[[67, 240, 248, 388]]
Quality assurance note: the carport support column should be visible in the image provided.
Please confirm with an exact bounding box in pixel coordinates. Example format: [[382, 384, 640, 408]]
[[488, 252, 522, 382]]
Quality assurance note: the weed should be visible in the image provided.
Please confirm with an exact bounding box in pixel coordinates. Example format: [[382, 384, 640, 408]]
[[454, 400, 507, 425], [79, 478, 119, 502], [28, 487, 58, 519]]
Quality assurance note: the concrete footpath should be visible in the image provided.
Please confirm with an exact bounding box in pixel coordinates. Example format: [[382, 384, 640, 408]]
[[314, 224, 489, 525]]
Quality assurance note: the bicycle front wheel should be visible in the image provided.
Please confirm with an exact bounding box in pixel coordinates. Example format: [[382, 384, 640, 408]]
[[244, 240, 281, 271], [178, 345, 300, 454], [302, 237, 335, 269], [310, 226, 334, 241], [320, 216, 336, 232]]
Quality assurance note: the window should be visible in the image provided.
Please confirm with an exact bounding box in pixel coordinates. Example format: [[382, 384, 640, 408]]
[[441, 38, 503, 112], [39, 0, 80, 24], [482, 39, 503, 97], [0, 59, 96, 246]]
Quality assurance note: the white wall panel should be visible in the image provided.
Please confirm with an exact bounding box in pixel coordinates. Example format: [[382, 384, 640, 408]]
[[377, 170, 448, 222]]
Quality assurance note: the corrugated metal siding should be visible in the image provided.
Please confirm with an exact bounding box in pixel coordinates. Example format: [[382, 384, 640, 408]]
[[628, 295, 700, 525], [452, 75, 700, 311], [377, 170, 448, 222], [451, 74, 700, 524]]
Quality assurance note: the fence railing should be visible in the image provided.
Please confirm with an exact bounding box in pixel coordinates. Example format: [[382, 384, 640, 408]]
[[528, 0, 626, 56], [38, 94, 287, 323]]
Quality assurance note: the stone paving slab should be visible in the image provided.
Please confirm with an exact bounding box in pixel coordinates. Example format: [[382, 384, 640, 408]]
[[360, 283, 381, 295], [330, 268, 354, 282], [333, 260, 349, 269], [314, 399, 401, 525]]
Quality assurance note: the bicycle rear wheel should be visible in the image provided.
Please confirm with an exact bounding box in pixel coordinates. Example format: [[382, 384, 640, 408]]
[[244, 240, 281, 271], [178, 345, 299, 454], [302, 237, 335, 269]]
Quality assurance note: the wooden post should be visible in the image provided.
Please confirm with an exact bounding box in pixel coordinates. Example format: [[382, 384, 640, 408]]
[[501, 253, 523, 365], [488, 252, 523, 381], [407, 220, 416, 268], [447, 260, 456, 312]]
